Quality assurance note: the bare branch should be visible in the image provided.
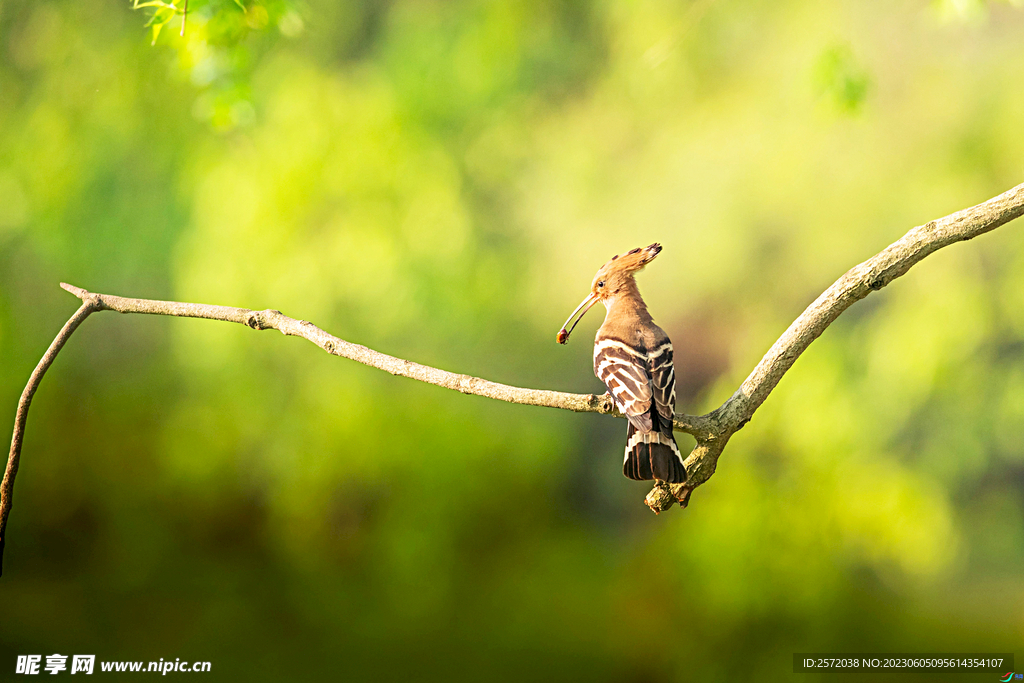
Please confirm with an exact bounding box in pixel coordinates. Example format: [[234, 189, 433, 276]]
[[57, 283, 712, 430], [647, 180, 1024, 511], [53, 283, 715, 433], [2, 183, 1023, 573], [1, 299, 100, 575]]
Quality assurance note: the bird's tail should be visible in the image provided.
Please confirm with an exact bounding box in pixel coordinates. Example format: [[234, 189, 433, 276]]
[[623, 417, 686, 483]]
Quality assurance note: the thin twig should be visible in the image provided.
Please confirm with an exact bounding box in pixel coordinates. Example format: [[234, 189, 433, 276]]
[[1, 183, 1023, 576], [0, 297, 100, 575], [180, 0, 188, 37]]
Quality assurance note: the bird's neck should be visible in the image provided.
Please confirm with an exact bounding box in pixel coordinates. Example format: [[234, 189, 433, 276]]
[[602, 279, 652, 326]]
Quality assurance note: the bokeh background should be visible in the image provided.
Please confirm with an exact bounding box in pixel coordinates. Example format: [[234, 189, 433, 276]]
[[2, 0, 1023, 680]]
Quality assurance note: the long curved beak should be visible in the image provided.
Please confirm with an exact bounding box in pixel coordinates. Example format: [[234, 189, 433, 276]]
[[556, 294, 600, 344]]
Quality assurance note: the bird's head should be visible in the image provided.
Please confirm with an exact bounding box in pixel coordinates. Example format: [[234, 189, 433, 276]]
[[557, 243, 662, 344]]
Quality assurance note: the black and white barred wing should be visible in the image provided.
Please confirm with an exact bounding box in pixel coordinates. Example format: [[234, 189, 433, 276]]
[[648, 341, 675, 421], [594, 339, 653, 432]]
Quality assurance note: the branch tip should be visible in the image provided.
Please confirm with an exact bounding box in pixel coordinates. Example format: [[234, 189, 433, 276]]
[[645, 481, 679, 513], [60, 282, 88, 299]]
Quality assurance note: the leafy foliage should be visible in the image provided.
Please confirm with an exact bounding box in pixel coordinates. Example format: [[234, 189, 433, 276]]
[[813, 43, 870, 114], [130, 0, 294, 45], [129, 0, 301, 128]]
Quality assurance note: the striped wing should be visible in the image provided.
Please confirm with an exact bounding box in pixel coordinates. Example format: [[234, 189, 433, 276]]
[[648, 341, 675, 421], [594, 339, 653, 432], [623, 340, 684, 483]]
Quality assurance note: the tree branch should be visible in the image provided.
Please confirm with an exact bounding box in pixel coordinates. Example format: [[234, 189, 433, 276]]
[[1, 298, 100, 576], [650, 180, 1024, 511], [53, 283, 714, 434], [2, 183, 1023, 575]]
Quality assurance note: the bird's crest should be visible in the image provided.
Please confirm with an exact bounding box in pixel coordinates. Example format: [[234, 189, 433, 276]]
[[589, 243, 662, 296]]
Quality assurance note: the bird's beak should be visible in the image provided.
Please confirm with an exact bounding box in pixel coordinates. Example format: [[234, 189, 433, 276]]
[[557, 293, 600, 344]]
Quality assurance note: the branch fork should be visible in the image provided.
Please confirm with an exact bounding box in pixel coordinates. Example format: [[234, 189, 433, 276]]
[[3, 182, 1024, 574]]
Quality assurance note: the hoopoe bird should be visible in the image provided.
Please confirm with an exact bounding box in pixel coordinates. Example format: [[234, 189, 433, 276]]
[[557, 244, 686, 483]]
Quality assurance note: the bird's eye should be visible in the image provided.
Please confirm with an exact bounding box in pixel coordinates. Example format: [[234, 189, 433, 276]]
[[598, 281, 605, 288]]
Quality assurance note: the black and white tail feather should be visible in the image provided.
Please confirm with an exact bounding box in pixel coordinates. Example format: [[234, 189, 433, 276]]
[[623, 411, 685, 482], [595, 338, 686, 483]]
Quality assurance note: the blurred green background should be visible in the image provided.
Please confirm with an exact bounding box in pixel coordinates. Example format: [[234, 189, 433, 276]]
[[2, 0, 1023, 680]]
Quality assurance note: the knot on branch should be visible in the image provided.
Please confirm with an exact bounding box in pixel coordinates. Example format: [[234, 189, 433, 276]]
[[591, 392, 615, 414], [457, 376, 480, 394], [246, 310, 279, 330]]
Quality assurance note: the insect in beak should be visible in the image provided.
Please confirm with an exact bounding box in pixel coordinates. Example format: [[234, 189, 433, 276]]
[[557, 293, 600, 344]]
